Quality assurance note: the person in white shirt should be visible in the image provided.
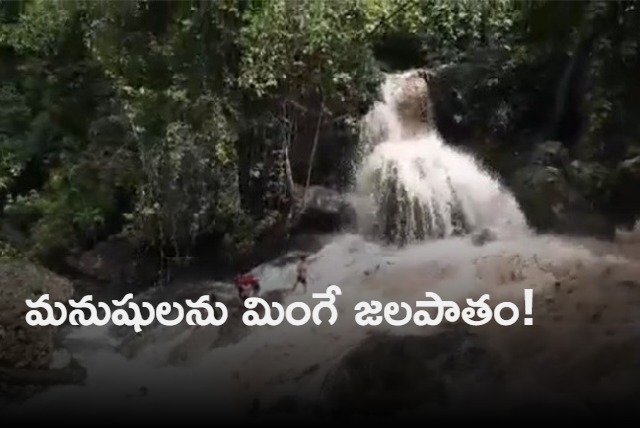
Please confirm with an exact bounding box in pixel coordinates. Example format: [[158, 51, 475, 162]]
[[292, 255, 309, 294]]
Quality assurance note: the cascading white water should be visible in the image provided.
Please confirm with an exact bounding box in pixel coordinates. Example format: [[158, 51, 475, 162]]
[[7, 71, 640, 421], [351, 70, 530, 244]]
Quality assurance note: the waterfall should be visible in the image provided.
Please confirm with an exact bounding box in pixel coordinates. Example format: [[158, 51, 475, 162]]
[[351, 70, 530, 245]]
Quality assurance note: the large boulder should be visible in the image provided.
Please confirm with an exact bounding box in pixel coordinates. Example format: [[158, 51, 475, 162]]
[[117, 286, 291, 365], [0, 258, 73, 369], [619, 155, 640, 178], [426, 57, 542, 147], [530, 141, 570, 168], [565, 159, 611, 197], [510, 164, 613, 238], [505, 139, 616, 238], [615, 219, 640, 247], [63, 236, 159, 289], [321, 329, 502, 418], [393, 71, 431, 137], [597, 155, 640, 227], [423, 64, 475, 143], [0, 220, 29, 252], [319, 256, 640, 420], [290, 185, 357, 234]]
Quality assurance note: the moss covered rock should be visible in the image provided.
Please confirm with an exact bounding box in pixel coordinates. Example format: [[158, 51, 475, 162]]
[[0, 257, 73, 369]]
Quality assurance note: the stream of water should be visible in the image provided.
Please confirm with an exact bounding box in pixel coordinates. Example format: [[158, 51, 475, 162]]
[[6, 70, 639, 421]]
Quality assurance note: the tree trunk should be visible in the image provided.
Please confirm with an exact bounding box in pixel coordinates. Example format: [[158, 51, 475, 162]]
[[299, 106, 324, 217], [283, 136, 296, 228]]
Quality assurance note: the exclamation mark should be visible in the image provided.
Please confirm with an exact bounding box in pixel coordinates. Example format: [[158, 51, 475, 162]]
[[524, 289, 533, 325]]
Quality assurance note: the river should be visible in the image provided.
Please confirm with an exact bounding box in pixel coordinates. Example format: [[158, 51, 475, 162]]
[[5, 70, 640, 423]]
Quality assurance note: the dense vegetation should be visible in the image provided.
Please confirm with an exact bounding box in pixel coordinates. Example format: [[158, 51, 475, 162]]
[[1, 0, 639, 278]]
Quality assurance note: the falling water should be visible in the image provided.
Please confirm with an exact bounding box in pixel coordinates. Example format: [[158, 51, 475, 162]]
[[8, 71, 640, 422], [351, 70, 530, 245]]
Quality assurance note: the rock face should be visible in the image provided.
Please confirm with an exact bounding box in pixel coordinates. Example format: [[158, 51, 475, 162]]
[[290, 185, 357, 234], [426, 62, 493, 145], [322, 329, 502, 418], [116, 286, 291, 365], [529, 140, 570, 167], [394, 72, 432, 138], [64, 236, 159, 289], [425, 61, 640, 236], [0, 220, 29, 251], [609, 155, 640, 226], [471, 227, 498, 246], [505, 141, 640, 238], [619, 155, 640, 177], [0, 258, 73, 369], [509, 141, 614, 238], [511, 165, 613, 238], [321, 252, 640, 419], [615, 220, 640, 246]]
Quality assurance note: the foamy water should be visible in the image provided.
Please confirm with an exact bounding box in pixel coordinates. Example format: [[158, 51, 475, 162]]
[[7, 232, 638, 417], [353, 69, 529, 242], [7, 71, 639, 418], [354, 134, 529, 239]]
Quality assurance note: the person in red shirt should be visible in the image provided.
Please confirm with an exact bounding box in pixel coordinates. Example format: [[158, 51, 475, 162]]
[[234, 273, 261, 303]]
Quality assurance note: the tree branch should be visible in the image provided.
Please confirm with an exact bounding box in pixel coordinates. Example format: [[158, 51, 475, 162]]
[[286, 98, 334, 118], [362, 0, 422, 40], [295, 100, 324, 222]]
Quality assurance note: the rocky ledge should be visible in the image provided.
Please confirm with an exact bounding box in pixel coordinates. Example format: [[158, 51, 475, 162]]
[[0, 257, 85, 399]]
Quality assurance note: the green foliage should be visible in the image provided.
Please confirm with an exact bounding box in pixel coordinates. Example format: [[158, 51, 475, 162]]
[[5, 162, 120, 256], [0, 83, 31, 192], [0, 0, 74, 55], [520, 1, 640, 160], [2, 0, 640, 267], [240, 0, 380, 104], [83, 1, 256, 259], [365, 0, 520, 66]]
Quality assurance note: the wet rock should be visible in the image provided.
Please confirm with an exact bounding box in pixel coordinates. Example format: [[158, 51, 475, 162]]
[[511, 165, 572, 227], [0, 258, 73, 371], [619, 155, 640, 178], [565, 160, 610, 198], [125, 385, 149, 399], [394, 72, 432, 136], [363, 264, 382, 277], [161, 288, 291, 364], [609, 156, 640, 224], [249, 397, 261, 415], [425, 56, 557, 154], [270, 395, 299, 413], [619, 280, 640, 288], [291, 185, 357, 234], [48, 349, 72, 370], [64, 236, 159, 288], [530, 141, 570, 168], [510, 164, 613, 238], [225, 288, 286, 328], [615, 220, 640, 245], [426, 63, 478, 143], [0, 357, 86, 386], [426, 61, 640, 234], [0, 220, 29, 251], [322, 329, 501, 417], [471, 228, 498, 246]]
